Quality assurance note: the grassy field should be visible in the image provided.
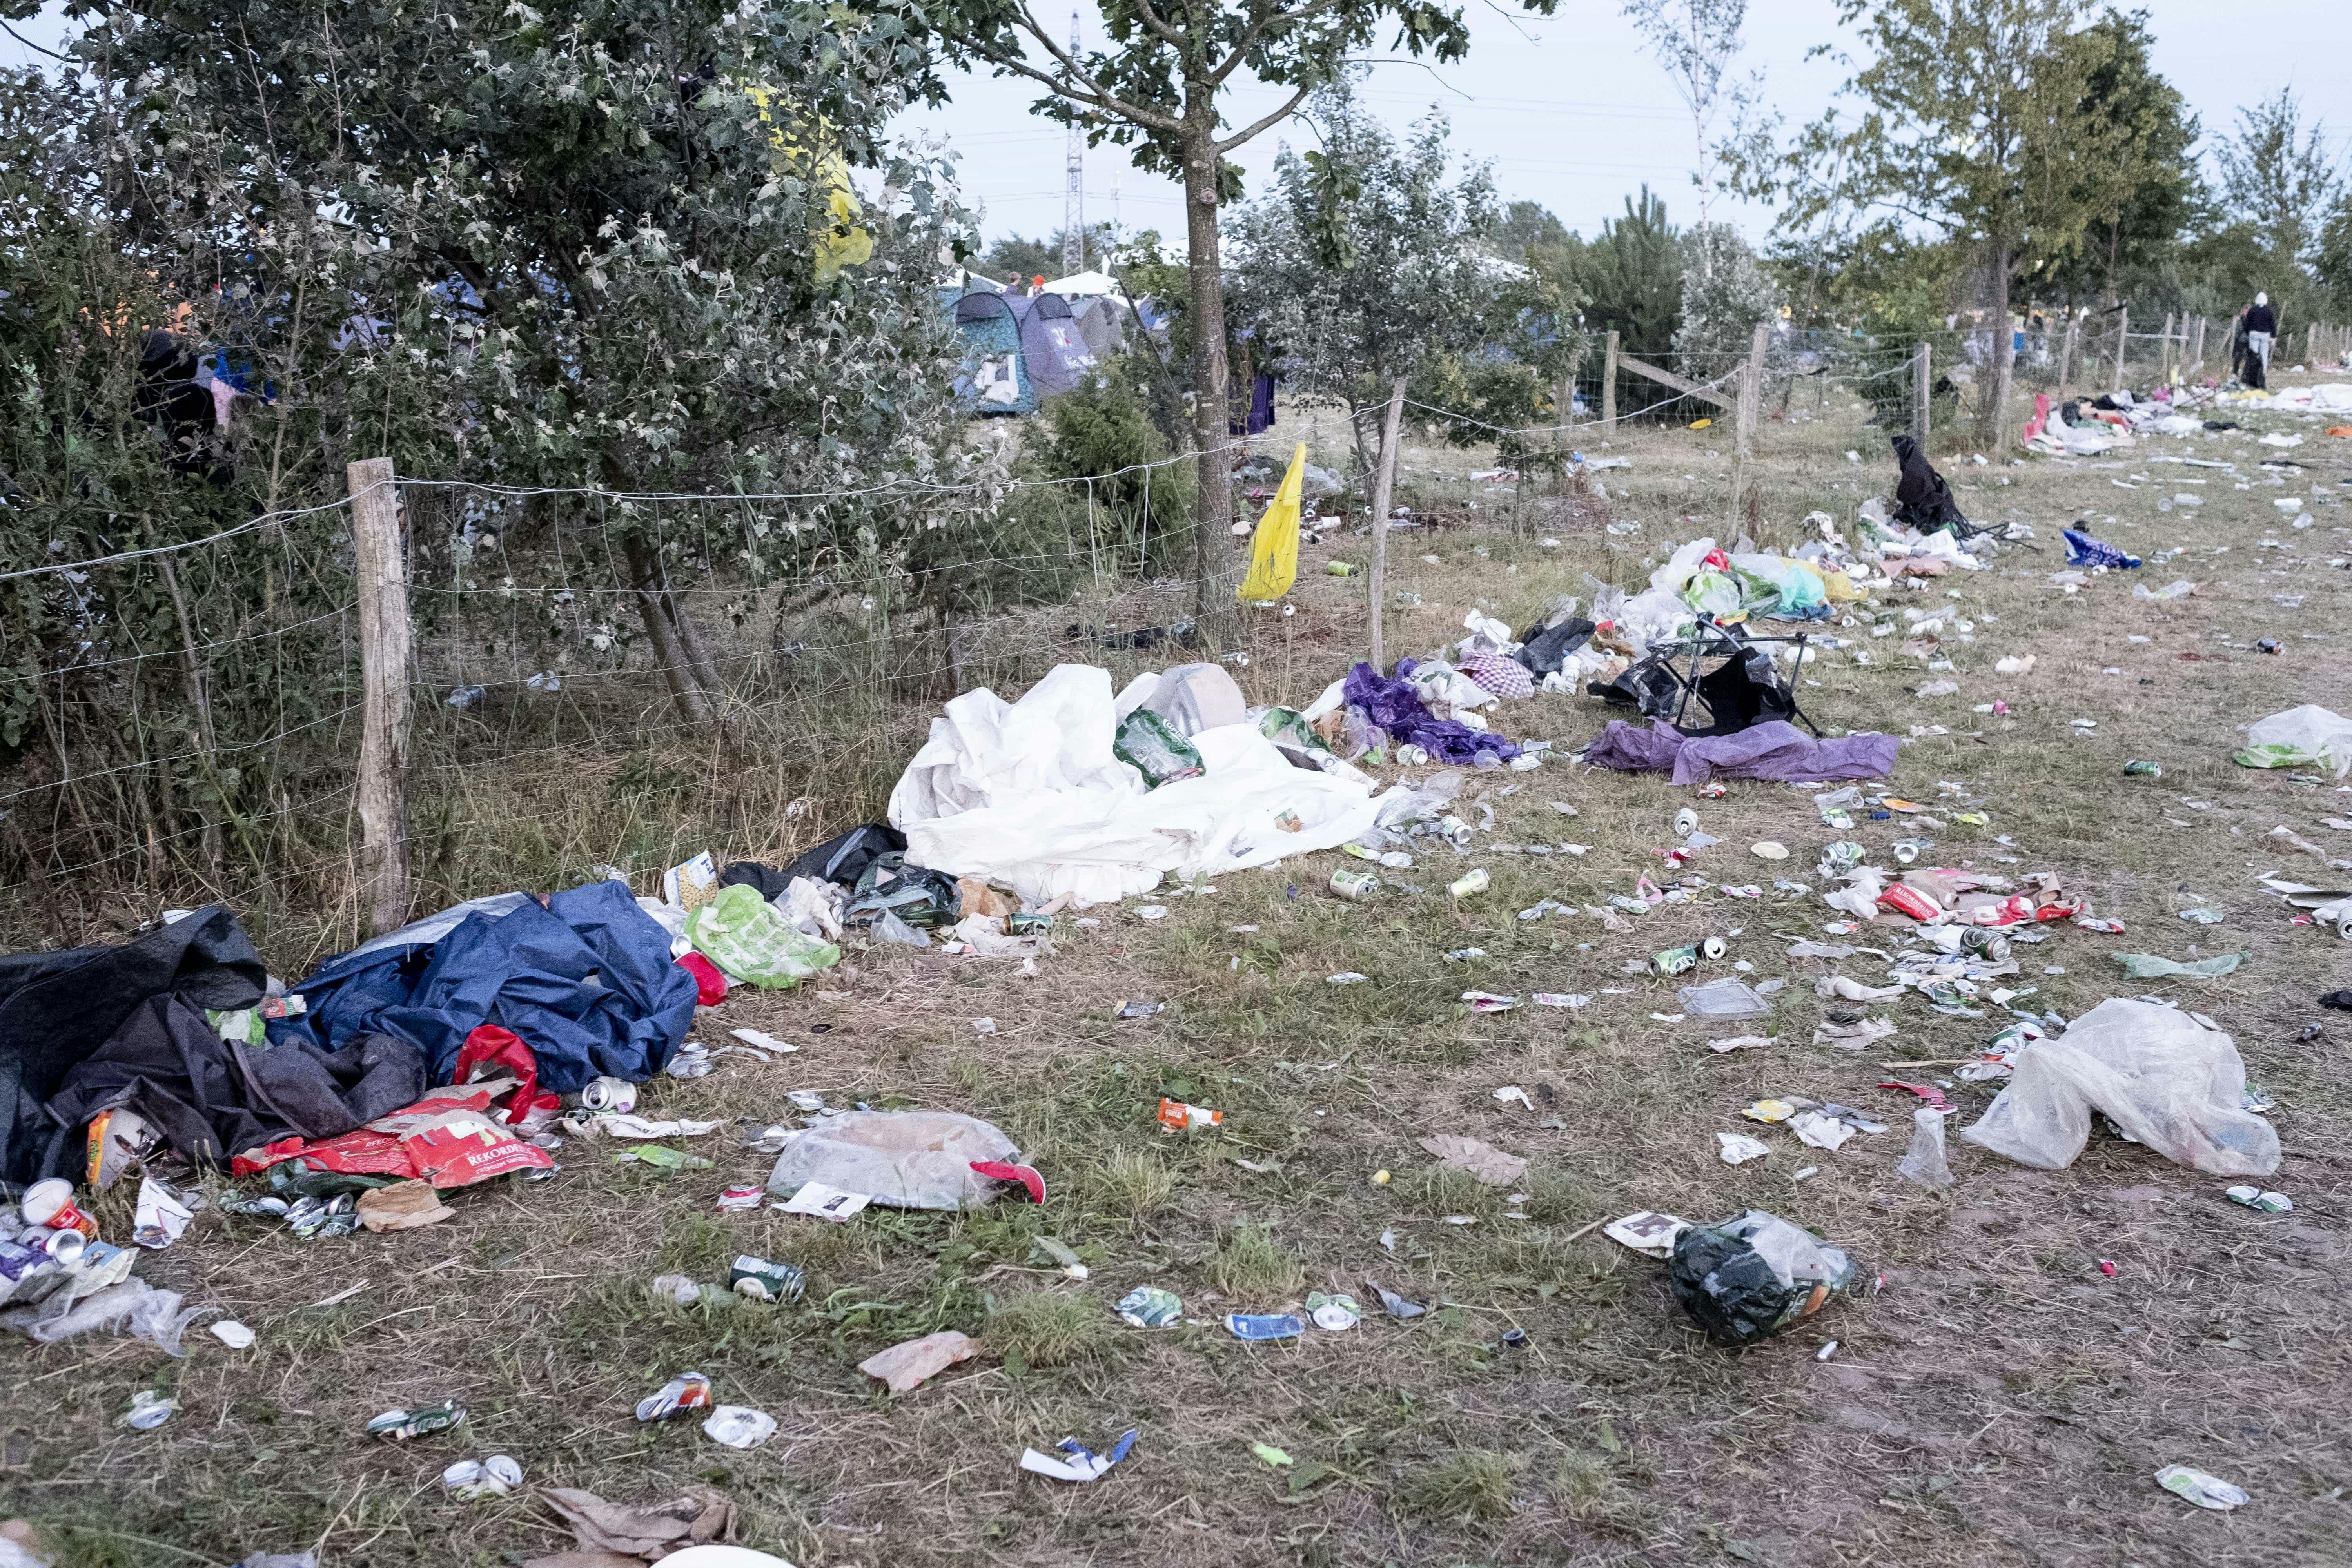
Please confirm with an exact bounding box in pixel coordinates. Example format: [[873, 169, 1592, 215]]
[[7, 372, 2350, 1568]]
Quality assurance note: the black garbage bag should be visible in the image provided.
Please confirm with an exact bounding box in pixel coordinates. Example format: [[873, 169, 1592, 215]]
[[1889, 434, 1967, 535], [844, 852, 961, 929], [1515, 614, 1597, 678], [719, 824, 908, 898], [1668, 1209, 1862, 1346], [1588, 630, 1802, 738]]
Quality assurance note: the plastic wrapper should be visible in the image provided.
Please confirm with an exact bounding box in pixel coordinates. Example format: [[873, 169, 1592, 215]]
[[1112, 706, 1205, 786], [1960, 998, 2280, 1177], [1897, 1109, 1954, 1189], [764, 1110, 1022, 1209], [1668, 1210, 1861, 1345], [684, 883, 840, 989]]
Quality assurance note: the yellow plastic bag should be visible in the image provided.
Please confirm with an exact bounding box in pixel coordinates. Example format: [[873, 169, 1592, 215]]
[[1237, 443, 1307, 604]]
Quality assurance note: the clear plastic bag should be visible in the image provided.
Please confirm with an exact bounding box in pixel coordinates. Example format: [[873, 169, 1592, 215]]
[[684, 883, 841, 989], [1897, 1109, 1954, 1189], [1960, 999, 2280, 1177], [2233, 705, 2352, 777], [765, 1111, 1021, 1210], [1668, 1210, 1860, 1345]]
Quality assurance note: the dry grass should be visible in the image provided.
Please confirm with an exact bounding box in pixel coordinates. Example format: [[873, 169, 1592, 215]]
[[8, 375, 2352, 1568]]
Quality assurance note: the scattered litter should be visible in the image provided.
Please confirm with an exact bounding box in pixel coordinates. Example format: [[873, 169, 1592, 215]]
[[1717, 1132, 1771, 1165], [1419, 1135, 1528, 1187], [1306, 1290, 1362, 1330], [1897, 1108, 1955, 1189], [2224, 1186, 2292, 1213], [209, 1319, 256, 1350], [1668, 1210, 1864, 1345], [1225, 1312, 1305, 1341], [859, 1330, 979, 1393], [700, 1406, 777, 1449], [2154, 1465, 2249, 1511], [1368, 1281, 1426, 1319], [1707, 1035, 1777, 1053], [367, 1401, 465, 1441], [1157, 1098, 1223, 1132], [1115, 1286, 1183, 1328], [119, 1391, 178, 1431], [1602, 1211, 1690, 1258], [441, 1455, 523, 1499], [1326, 971, 1370, 985], [637, 1372, 715, 1421], [1020, 1428, 1138, 1483]]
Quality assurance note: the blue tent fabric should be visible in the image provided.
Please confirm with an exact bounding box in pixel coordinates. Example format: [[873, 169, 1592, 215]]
[[271, 880, 694, 1092]]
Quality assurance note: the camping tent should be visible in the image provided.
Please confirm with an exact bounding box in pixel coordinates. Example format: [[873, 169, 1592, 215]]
[[1041, 269, 1120, 297], [1004, 293, 1099, 396], [947, 289, 1033, 415], [1071, 295, 1130, 358]]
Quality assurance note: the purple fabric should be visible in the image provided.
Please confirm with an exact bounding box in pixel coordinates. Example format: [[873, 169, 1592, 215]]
[[1343, 661, 1522, 766], [1582, 719, 1896, 784]]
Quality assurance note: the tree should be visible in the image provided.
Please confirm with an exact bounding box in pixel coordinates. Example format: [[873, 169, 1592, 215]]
[[57, 0, 980, 728], [1673, 222, 1778, 384], [1757, 0, 2116, 443], [1621, 0, 1752, 227], [1494, 199, 1570, 259], [2045, 8, 2198, 309], [936, 0, 1559, 626], [979, 222, 1121, 284], [1578, 185, 1684, 364], [2212, 89, 2339, 279]]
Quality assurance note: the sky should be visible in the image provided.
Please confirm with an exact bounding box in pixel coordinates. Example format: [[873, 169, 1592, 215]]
[[10, 0, 2351, 254]]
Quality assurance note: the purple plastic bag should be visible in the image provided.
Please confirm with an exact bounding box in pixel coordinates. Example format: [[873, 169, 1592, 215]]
[[1343, 661, 1521, 767], [2063, 528, 2140, 569]]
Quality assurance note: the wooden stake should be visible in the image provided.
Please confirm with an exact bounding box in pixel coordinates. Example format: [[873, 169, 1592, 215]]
[[1913, 341, 1931, 450], [349, 456, 412, 936], [1365, 379, 1406, 672], [2112, 307, 2128, 389], [2058, 313, 2079, 399], [1601, 329, 1619, 433]]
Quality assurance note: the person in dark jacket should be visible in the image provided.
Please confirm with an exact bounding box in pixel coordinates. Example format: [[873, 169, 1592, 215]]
[[2241, 293, 2277, 388]]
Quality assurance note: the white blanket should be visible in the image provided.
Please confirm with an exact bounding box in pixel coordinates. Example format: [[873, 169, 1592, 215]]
[[888, 664, 1389, 906]]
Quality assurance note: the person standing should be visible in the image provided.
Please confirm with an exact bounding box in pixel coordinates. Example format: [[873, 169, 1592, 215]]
[[2243, 292, 2277, 388]]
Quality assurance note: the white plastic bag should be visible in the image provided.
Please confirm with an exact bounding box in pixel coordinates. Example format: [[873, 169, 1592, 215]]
[[2234, 705, 2352, 777], [1897, 1109, 1953, 1189], [1961, 999, 2279, 1177]]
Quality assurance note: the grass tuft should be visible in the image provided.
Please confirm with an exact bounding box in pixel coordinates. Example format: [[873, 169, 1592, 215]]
[[1207, 1222, 1305, 1299], [1394, 1448, 1519, 1526], [1088, 1146, 1177, 1220], [986, 1287, 1111, 1368]]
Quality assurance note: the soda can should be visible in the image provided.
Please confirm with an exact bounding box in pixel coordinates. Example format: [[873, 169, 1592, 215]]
[[1449, 868, 1490, 898], [2123, 760, 2162, 777], [1330, 868, 1380, 900], [1652, 944, 1699, 977], [20, 1178, 96, 1239], [1007, 911, 1053, 935], [1699, 935, 1728, 961], [635, 1371, 715, 1421], [1959, 927, 2011, 962], [1673, 808, 1699, 836], [366, 1401, 466, 1441], [1325, 560, 1358, 577], [1396, 744, 1430, 766], [729, 1254, 807, 1303], [581, 1077, 637, 1115], [1115, 1285, 1183, 1328], [715, 1184, 765, 1212]]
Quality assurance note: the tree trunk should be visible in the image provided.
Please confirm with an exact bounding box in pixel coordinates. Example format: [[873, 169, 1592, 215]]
[[623, 535, 714, 725], [1180, 101, 1236, 648], [1980, 241, 2014, 448]]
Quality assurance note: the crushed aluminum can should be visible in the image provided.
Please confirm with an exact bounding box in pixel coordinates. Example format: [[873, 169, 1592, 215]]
[[2124, 760, 2163, 777], [582, 1076, 638, 1113], [1114, 1285, 1183, 1328], [1115, 1000, 1165, 1020], [2224, 1185, 2292, 1213], [367, 1401, 466, 1440], [715, 1184, 766, 1212], [285, 1194, 361, 1240], [120, 1391, 178, 1431], [636, 1372, 715, 1422], [1224, 1312, 1305, 1341], [1460, 991, 1518, 1012], [1652, 944, 1699, 977], [728, 1254, 807, 1303], [1306, 1291, 1362, 1331], [442, 1454, 523, 1497], [1448, 867, 1490, 899], [1444, 947, 1487, 962], [1330, 868, 1380, 900], [1007, 911, 1053, 935]]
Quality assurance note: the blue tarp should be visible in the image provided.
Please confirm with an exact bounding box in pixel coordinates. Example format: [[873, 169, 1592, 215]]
[[269, 880, 695, 1092]]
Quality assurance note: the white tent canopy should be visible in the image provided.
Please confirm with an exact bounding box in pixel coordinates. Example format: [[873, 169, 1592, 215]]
[[1041, 269, 1122, 298]]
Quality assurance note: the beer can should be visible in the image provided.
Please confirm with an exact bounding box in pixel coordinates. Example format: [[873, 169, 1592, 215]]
[[367, 1401, 466, 1441], [1699, 935, 1727, 961], [729, 1254, 807, 1303], [581, 1077, 637, 1115], [1330, 868, 1380, 900], [2123, 760, 2162, 777], [1449, 868, 1490, 898], [635, 1371, 715, 1421], [25, 1225, 85, 1264], [1652, 944, 1699, 976], [1673, 808, 1699, 836], [1006, 911, 1053, 935]]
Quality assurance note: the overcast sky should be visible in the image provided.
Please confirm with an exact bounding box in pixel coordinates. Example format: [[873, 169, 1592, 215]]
[[11, 0, 2350, 251]]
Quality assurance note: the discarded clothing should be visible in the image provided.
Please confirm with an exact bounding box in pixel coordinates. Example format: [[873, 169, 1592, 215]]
[[1345, 661, 1522, 766], [0, 904, 266, 1187], [718, 824, 906, 897], [1514, 612, 1596, 677], [2063, 528, 2141, 570], [1890, 434, 1967, 535], [42, 998, 426, 1172], [274, 879, 696, 1094], [1582, 719, 1897, 785]]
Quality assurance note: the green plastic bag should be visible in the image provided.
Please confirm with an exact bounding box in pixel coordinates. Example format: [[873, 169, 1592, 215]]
[[1114, 707, 1205, 787], [686, 882, 840, 989], [2113, 950, 2247, 980]]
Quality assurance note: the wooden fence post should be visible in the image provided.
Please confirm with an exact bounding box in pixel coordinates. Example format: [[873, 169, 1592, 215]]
[[1601, 329, 1619, 433], [1913, 341, 1931, 450], [1365, 378, 1406, 672], [2190, 316, 2207, 379], [348, 456, 412, 937], [2058, 314, 2079, 399], [2111, 307, 2128, 388], [1729, 323, 1768, 525]]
